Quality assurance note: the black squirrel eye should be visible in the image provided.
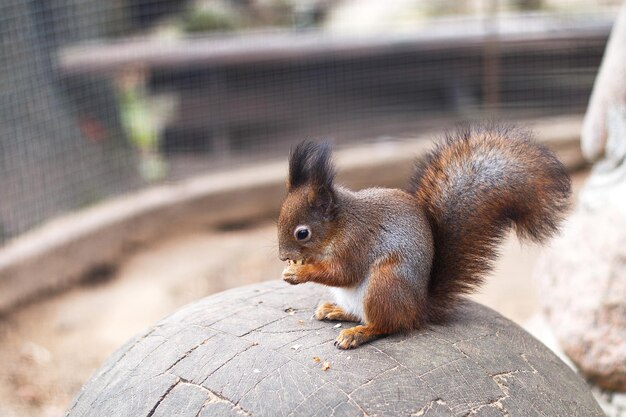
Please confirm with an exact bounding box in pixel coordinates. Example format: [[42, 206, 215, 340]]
[[294, 225, 311, 242]]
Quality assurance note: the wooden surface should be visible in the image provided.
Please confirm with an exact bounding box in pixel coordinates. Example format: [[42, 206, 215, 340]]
[[65, 280, 603, 417], [58, 15, 612, 74]]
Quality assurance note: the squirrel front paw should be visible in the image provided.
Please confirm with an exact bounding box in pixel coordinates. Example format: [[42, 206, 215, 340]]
[[282, 259, 305, 285]]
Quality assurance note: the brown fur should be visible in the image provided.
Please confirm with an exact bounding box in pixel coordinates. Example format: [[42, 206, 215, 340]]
[[363, 253, 426, 332], [278, 125, 571, 349], [410, 124, 571, 322]]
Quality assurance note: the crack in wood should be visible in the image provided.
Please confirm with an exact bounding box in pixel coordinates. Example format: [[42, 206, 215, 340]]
[[520, 353, 539, 374], [255, 325, 328, 334], [286, 335, 337, 352], [98, 327, 160, 379], [412, 398, 447, 416], [450, 331, 499, 348], [66, 328, 166, 416], [346, 366, 400, 396], [238, 315, 286, 337], [146, 378, 180, 417], [369, 344, 428, 379], [190, 305, 250, 329], [460, 372, 515, 417], [133, 335, 171, 370], [173, 377, 251, 417], [143, 316, 544, 417], [418, 357, 465, 378], [199, 343, 256, 385], [203, 390, 251, 417], [161, 335, 217, 376], [244, 343, 369, 416], [239, 361, 289, 400], [285, 382, 328, 416], [363, 344, 456, 411], [65, 285, 605, 417]]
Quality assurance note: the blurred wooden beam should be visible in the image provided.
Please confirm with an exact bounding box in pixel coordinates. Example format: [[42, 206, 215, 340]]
[[58, 13, 613, 75]]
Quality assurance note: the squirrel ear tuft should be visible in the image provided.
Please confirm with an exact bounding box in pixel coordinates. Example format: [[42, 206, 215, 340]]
[[287, 140, 335, 192], [287, 141, 314, 191], [309, 141, 335, 189]]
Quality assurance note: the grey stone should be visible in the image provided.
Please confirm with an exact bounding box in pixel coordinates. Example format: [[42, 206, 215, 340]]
[[581, 3, 626, 162], [65, 281, 604, 417], [535, 207, 626, 391]]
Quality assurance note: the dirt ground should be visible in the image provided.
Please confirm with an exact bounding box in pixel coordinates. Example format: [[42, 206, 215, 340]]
[[0, 172, 588, 417]]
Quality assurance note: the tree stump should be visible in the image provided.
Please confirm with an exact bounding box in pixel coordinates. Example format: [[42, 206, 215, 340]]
[[65, 281, 603, 417]]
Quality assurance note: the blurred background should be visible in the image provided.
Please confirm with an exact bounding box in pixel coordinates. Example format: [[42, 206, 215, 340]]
[[0, 0, 624, 416], [0, 0, 618, 242]]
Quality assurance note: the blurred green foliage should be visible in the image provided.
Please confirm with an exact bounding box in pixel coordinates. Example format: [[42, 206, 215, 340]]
[[183, 8, 238, 33]]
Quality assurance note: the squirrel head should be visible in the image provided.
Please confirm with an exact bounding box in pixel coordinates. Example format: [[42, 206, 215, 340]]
[[278, 141, 339, 264]]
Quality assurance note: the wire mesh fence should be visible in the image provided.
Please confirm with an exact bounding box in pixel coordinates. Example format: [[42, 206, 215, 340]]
[[0, 0, 621, 244]]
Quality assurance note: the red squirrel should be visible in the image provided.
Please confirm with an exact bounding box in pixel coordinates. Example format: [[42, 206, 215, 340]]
[[278, 124, 571, 349]]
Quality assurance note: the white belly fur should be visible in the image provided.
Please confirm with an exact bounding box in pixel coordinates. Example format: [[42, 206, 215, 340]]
[[329, 280, 368, 322]]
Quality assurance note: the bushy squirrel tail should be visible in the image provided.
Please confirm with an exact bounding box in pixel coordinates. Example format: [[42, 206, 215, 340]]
[[410, 124, 571, 323]]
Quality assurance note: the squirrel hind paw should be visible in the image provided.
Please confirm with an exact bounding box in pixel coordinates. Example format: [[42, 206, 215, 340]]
[[334, 325, 381, 349]]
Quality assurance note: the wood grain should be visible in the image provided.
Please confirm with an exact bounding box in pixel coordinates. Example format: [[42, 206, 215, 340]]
[[65, 280, 602, 417]]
